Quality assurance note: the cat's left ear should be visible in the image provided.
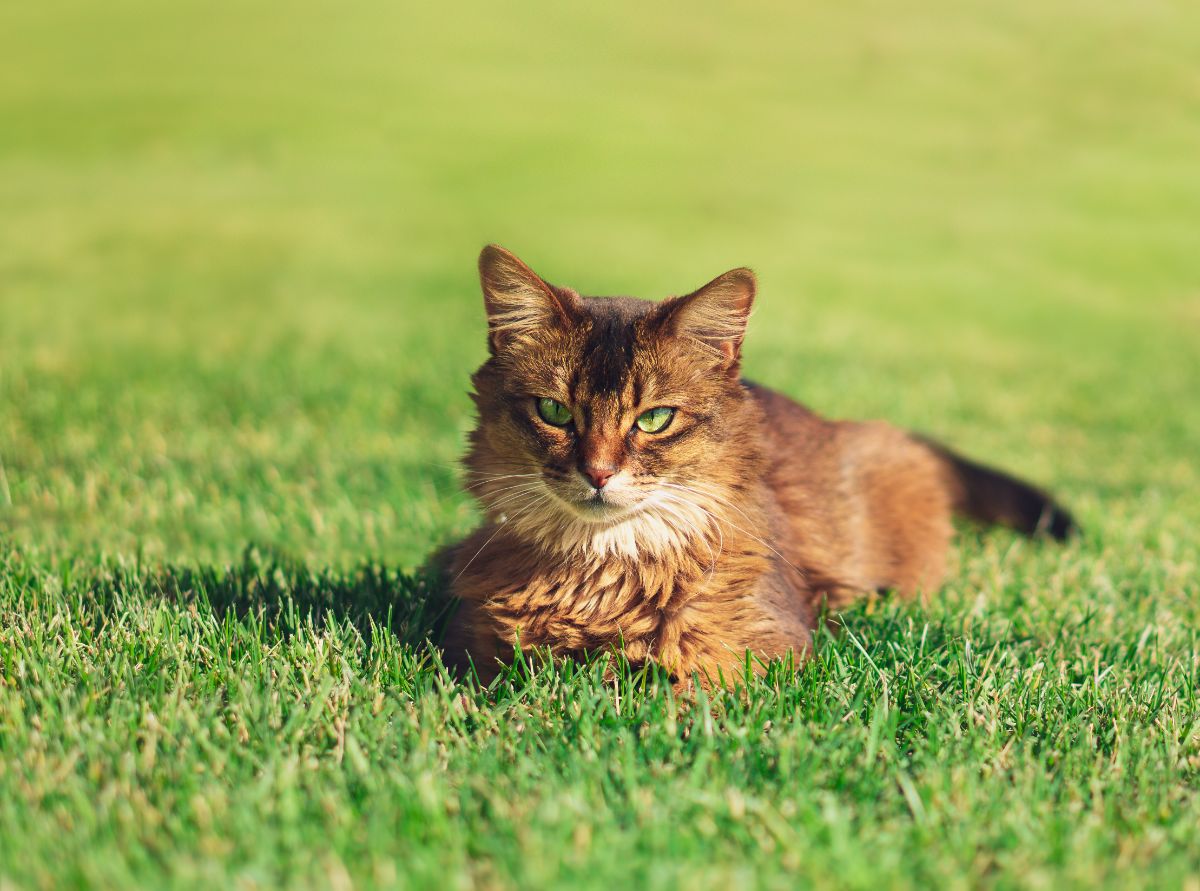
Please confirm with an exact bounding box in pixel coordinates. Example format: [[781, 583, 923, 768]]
[[656, 268, 756, 375]]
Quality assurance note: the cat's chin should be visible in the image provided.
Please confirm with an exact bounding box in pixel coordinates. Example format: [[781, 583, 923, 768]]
[[500, 485, 713, 559], [530, 480, 650, 526], [559, 497, 646, 526]]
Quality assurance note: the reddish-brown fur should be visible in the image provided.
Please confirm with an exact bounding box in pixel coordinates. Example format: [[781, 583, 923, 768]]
[[441, 246, 1076, 685]]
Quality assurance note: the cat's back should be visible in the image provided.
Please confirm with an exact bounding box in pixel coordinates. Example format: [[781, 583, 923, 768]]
[[744, 381, 835, 460], [745, 380, 955, 598], [746, 379, 933, 492]]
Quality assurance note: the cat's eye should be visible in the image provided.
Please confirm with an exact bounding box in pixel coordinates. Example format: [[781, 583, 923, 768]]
[[635, 407, 675, 434], [536, 397, 573, 427]]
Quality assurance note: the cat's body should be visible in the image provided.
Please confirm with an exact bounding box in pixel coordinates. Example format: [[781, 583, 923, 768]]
[[441, 246, 1075, 685]]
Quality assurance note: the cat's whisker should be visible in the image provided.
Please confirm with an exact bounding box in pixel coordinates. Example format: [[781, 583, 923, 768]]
[[461, 457, 539, 469], [472, 479, 548, 501], [427, 458, 532, 476], [660, 480, 763, 531], [653, 492, 720, 579], [469, 480, 544, 499], [667, 492, 720, 561], [656, 491, 718, 552], [657, 484, 807, 579], [480, 493, 551, 521], [463, 470, 540, 483], [462, 471, 538, 482], [485, 483, 551, 514], [462, 472, 543, 491], [662, 482, 777, 551], [647, 495, 700, 551], [452, 492, 550, 583]]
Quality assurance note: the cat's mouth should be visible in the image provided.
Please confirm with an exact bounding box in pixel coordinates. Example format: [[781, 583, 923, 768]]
[[564, 492, 642, 524], [549, 483, 651, 525], [485, 470, 656, 527]]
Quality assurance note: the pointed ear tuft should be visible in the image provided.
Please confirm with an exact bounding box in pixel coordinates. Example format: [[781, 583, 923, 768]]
[[478, 245, 579, 353], [657, 267, 756, 372]]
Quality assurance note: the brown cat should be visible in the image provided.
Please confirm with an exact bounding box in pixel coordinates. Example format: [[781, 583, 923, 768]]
[[441, 245, 1076, 685]]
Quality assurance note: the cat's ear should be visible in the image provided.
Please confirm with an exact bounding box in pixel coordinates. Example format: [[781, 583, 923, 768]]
[[656, 268, 756, 374], [478, 245, 580, 353]]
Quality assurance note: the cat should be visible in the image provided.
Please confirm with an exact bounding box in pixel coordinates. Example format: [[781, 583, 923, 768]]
[[439, 245, 1077, 686]]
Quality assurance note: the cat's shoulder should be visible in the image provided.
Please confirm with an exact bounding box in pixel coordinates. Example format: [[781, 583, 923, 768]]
[[743, 380, 824, 426]]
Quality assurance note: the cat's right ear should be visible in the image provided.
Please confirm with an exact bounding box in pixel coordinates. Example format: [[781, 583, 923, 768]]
[[478, 245, 579, 354]]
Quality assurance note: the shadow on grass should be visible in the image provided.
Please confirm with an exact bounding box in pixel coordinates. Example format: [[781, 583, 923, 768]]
[[70, 544, 1025, 665], [52, 543, 1108, 709], [33, 544, 1147, 747], [91, 546, 457, 648]]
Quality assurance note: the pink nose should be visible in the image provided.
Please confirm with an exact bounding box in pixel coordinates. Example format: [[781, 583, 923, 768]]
[[583, 466, 615, 489]]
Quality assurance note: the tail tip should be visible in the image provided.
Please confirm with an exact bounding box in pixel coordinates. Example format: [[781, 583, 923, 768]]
[[1039, 504, 1080, 542]]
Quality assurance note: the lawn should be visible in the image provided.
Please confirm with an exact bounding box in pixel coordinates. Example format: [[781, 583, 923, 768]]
[[2, 0, 1199, 888]]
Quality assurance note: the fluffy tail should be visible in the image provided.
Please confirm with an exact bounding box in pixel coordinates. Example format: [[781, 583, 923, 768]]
[[919, 436, 1079, 541]]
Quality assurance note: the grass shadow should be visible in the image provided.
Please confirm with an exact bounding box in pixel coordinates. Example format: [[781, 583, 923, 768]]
[[91, 546, 458, 649]]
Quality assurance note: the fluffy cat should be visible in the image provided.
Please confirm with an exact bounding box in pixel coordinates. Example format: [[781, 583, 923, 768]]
[[440, 245, 1076, 685]]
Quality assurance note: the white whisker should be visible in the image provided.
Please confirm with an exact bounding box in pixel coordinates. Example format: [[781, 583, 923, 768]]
[[477, 480, 547, 502], [660, 482, 806, 578], [452, 491, 549, 583], [486, 483, 550, 513], [655, 491, 723, 581], [462, 471, 543, 492]]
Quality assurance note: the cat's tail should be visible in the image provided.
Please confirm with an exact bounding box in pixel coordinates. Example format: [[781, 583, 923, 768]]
[[918, 436, 1079, 541]]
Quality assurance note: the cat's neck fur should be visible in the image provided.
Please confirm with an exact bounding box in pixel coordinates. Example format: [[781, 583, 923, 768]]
[[455, 441, 776, 602], [489, 478, 749, 562], [449, 481, 778, 676]]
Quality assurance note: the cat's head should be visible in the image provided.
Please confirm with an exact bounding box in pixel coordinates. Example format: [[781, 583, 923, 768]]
[[465, 245, 763, 558]]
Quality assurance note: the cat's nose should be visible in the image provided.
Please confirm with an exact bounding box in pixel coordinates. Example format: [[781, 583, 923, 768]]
[[582, 466, 616, 490]]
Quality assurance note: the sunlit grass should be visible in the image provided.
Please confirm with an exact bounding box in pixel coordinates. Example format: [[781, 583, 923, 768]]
[[1, 0, 1198, 888]]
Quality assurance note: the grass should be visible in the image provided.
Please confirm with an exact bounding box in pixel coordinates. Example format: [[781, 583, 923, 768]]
[[1, 0, 1199, 887]]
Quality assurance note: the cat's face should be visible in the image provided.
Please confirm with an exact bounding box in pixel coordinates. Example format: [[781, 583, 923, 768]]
[[465, 245, 762, 557]]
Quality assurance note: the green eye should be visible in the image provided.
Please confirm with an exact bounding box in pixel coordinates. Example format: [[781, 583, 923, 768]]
[[635, 407, 675, 434], [536, 397, 573, 427]]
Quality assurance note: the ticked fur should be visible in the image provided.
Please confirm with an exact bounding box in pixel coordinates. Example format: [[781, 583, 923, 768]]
[[441, 246, 1077, 686]]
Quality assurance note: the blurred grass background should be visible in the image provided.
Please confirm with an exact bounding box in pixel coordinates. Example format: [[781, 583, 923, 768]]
[[1, 1, 1199, 888], [3, 0, 1197, 567]]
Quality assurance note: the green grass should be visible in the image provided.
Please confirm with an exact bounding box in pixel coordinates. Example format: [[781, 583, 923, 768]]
[[2, 0, 1199, 888]]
